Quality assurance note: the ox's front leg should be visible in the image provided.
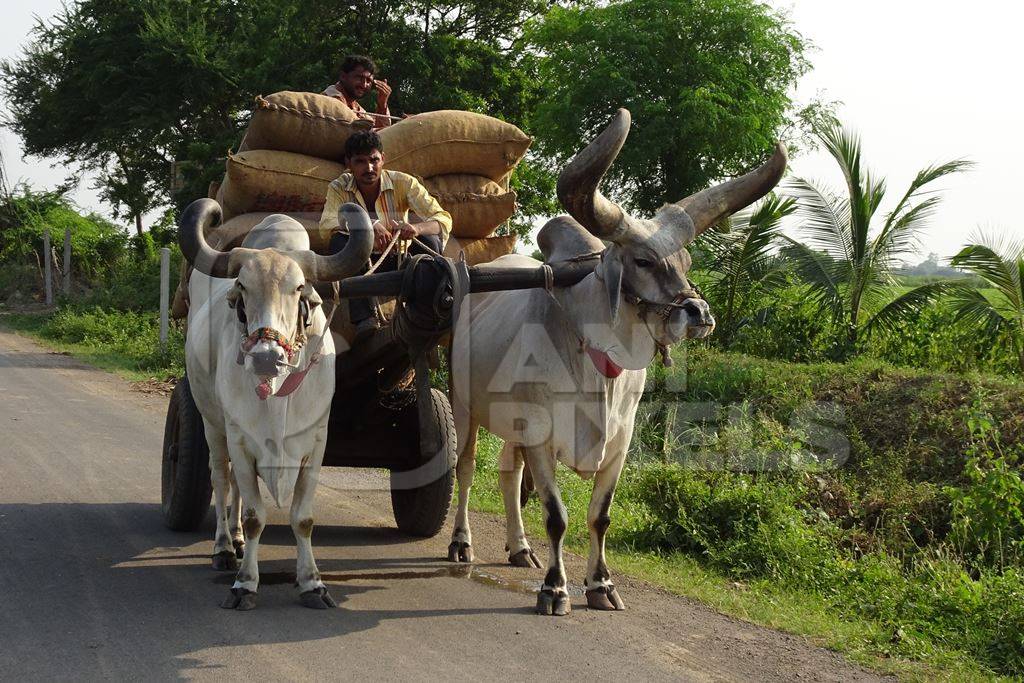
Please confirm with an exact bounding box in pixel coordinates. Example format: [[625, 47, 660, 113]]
[[524, 446, 571, 616], [220, 454, 263, 611], [228, 470, 244, 559], [291, 438, 336, 609], [447, 417, 478, 563], [205, 421, 237, 571], [584, 448, 626, 611], [500, 444, 540, 568]]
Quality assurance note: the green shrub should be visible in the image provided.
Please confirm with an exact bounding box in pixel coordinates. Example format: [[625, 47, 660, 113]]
[[948, 404, 1024, 569], [0, 188, 130, 290], [38, 305, 184, 375], [619, 464, 844, 589]]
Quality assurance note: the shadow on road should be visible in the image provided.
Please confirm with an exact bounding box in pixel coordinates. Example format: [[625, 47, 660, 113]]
[[0, 501, 526, 680], [0, 350, 95, 370]]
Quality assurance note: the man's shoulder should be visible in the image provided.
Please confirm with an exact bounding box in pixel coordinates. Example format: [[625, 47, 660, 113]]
[[384, 169, 420, 187], [329, 173, 355, 192]]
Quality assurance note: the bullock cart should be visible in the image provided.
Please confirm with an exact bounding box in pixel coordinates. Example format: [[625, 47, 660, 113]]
[[160, 235, 597, 537]]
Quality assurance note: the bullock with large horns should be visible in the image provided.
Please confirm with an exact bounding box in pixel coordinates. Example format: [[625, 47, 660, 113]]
[[447, 109, 786, 615], [180, 200, 373, 610]]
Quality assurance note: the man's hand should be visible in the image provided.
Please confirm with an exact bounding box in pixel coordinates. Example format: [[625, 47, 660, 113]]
[[396, 220, 420, 240], [372, 220, 393, 252], [373, 78, 392, 111]]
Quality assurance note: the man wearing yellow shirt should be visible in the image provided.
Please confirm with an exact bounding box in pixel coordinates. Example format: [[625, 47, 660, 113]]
[[320, 130, 452, 339]]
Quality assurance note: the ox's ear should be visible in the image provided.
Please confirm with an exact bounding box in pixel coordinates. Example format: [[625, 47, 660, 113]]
[[226, 282, 243, 309], [599, 249, 624, 323], [301, 283, 323, 310]]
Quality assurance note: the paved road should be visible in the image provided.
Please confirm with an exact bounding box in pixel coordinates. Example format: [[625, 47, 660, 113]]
[[0, 328, 887, 682]]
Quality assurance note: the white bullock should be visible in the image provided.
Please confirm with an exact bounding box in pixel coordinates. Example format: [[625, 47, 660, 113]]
[[448, 109, 787, 615], [181, 200, 372, 610]]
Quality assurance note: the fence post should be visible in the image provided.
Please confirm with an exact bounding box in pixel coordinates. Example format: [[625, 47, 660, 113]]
[[43, 228, 53, 306], [159, 248, 170, 353], [63, 227, 72, 296]]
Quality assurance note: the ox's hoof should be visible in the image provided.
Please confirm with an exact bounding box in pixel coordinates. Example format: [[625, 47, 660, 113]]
[[212, 550, 238, 572], [536, 588, 571, 616], [220, 587, 257, 611], [299, 587, 337, 610], [232, 538, 245, 559], [447, 541, 473, 563], [508, 548, 542, 568], [585, 585, 625, 611]]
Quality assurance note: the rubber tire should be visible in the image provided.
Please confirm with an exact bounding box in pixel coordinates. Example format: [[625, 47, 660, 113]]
[[390, 388, 456, 537], [161, 375, 213, 531]]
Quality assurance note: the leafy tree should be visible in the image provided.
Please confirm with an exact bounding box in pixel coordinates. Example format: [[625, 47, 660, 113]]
[[1, 1, 173, 233], [948, 234, 1024, 374], [524, 0, 810, 214], [783, 122, 972, 357], [2, 0, 551, 231], [696, 194, 795, 347]]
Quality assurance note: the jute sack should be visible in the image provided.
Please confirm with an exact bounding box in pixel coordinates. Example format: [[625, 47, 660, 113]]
[[423, 174, 516, 239], [171, 212, 325, 319], [219, 150, 344, 220], [379, 111, 530, 181], [238, 92, 361, 161], [443, 234, 517, 265]]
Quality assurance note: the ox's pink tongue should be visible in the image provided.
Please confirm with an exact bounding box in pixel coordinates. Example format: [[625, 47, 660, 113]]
[[586, 346, 624, 378], [255, 380, 273, 401]]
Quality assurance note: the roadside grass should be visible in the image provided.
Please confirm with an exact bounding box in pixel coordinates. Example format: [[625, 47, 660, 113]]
[[468, 431, 1008, 682], [465, 346, 1024, 681], [0, 307, 185, 382]]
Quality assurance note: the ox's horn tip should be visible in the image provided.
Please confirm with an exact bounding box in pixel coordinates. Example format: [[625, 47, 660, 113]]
[[772, 141, 789, 168]]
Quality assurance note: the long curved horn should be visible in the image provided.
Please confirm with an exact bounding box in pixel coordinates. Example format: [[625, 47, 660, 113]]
[[298, 203, 374, 281], [557, 108, 629, 240], [178, 198, 234, 277], [675, 142, 788, 236]]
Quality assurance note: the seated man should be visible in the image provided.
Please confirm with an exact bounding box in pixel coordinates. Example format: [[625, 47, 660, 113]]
[[324, 54, 392, 129], [320, 130, 452, 340]]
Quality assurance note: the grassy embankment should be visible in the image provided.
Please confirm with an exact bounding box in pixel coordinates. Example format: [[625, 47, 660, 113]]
[[2, 307, 1022, 681], [470, 347, 1024, 681]]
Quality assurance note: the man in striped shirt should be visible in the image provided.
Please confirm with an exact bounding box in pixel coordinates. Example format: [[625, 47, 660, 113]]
[[319, 130, 453, 340]]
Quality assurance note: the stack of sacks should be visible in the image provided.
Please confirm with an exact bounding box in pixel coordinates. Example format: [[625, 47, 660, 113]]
[[442, 235, 518, 265], [174, 96, 530, 318], [378, 110, 528, 244], [215, 91, 361, 221]]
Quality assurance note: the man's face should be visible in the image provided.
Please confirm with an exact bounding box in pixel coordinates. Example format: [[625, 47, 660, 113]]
[[338, 66, 374, 99], [347, 149, 384, 187]]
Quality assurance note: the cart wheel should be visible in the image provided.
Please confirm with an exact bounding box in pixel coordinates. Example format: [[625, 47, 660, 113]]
[[390, 388, 456, 537], [161, 375, 212, 531]]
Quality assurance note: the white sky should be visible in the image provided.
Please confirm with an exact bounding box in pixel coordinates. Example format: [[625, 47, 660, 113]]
[[2, 1, 1021, 261]]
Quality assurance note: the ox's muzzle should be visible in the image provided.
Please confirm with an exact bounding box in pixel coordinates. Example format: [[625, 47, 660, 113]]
[[249, 347, 287, 377], [238, 327, 302, 378], [668, 297, 715, 341]]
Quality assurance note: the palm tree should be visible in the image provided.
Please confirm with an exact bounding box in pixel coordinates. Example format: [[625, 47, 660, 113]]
[[698, 194, 795, 347], [783, 122, 972, 357], [948, 234, 1024, 374]]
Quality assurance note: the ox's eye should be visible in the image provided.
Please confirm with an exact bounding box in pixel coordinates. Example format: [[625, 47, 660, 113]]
[[634, 257, 656, 269], [296, 284, 304, 292], [237, 283, 245, 291]]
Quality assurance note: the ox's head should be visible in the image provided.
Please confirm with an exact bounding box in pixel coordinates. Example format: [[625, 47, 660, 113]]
[[178, 200, 373, 379], [558, 109, 786, 348]]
